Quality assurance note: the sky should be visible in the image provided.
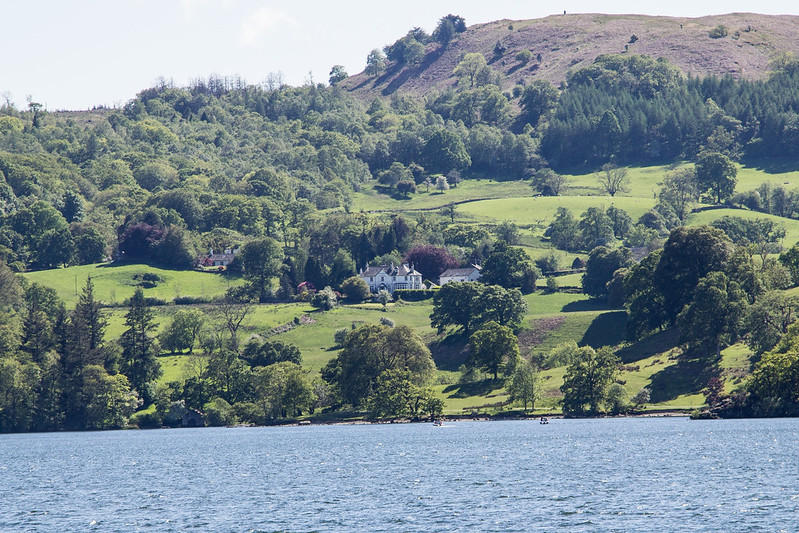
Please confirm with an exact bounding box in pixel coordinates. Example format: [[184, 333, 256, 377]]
[[2, 0, 799, 111]]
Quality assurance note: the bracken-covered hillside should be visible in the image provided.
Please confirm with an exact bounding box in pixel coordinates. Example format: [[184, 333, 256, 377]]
[[342, 13, 799, 99]]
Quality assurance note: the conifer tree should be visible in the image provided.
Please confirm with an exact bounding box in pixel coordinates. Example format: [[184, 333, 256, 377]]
[[119, 288, 162, 404]]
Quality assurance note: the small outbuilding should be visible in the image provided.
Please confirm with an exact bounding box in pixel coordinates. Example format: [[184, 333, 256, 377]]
[[438, 265, 482, 286]]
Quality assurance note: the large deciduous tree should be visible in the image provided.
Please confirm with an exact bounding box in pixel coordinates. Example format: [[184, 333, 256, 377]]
[[695, 151, 737, 204], [404, 245, 459, 284], [654, 226, 734, 323], [560, 346, 619, 416], [582, 246, 633, 299], [677, 272, 746, 358], [322, 323, 434, 408], [241, 237, 283, 303], [468, 321, 520, 380]]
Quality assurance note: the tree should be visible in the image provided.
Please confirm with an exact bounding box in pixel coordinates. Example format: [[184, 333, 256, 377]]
[[480, 241, 539, 292], [430, 282, 527, 334], [560, 346, 619, 416], [677, 271, 746, 358], [606, 206, 632, 239], [520, 80, 558, 125], [404, 245, 459, 284], [340, 275, 370, 302], [152, 225, 194, 268], [659, 168, 699, 220], [240, 237, 283, 303], [21, 282, 64, 364], [204, 350, 251, 403], [403, 40, 425, 65], [119, 288, 162, 403], [242, 339, 301, 367], [578, 206, 615, 249], [80, 365, 140, 430], [214, 292, 254, 352], [329, 249, 356, 287], [423, 128, 471, 173], [654, 226, 734, 323], [475, 285, 528, 332], [322, 323, 434, 408], [329, 65, 348, 86], [365, 49, 386, 77], [311, 286, 338, 311], [597, 163, 629, 197], [695, 152, 737, 204], [624, 251, 669, 340], [531, 168, 565, 196], [396, 180, 416, 197], [159, 309, 205, 354], [60, 191, 84, 223], [34, 227, 74, 268], [435, 175, 450, 193], [72, 226, 107, 265], [582, 246, 633, 299], [468, 321, 519, 380], [780, 244, 799, 286], [545, 207, 580, 251], [378, 161, 412, 189], [494, 221, 521, 245], [454, 53, 491, 89], [433, 14, 465, 46], [516, 49, 533, 65], [507, 360, 541, 411]]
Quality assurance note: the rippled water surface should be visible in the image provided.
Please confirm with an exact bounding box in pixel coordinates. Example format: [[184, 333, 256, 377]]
[[2, 417, 798, 532]]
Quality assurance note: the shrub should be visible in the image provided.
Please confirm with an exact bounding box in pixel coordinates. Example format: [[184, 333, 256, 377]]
[[545, 276, 559, 293], [174, 295, 210, 305], [393, 289, 438, 301], [334, 328, 349, 347], [204, 398, 237, 426], [709, 25, 728, 38]]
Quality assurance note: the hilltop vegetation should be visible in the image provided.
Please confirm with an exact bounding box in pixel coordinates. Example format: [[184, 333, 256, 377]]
[[3, 13, 799, 431]]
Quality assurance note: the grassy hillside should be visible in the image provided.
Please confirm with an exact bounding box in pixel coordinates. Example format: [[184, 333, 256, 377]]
[[343, 13, 799, 100], [24, 263, 244, 308]]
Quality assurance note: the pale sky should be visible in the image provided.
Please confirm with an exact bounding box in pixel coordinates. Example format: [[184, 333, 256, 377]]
[[2, 0, 798, 111]]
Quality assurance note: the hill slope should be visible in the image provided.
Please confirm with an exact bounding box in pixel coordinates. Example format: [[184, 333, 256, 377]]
[[342, 13, 799, 99]]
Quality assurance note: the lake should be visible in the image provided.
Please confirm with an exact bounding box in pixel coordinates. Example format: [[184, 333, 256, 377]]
[[1, 417, 797, 532]]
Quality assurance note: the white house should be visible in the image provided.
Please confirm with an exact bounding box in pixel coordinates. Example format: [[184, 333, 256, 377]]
[[438, 265, 482, 286], [207, 248, 237, 267], [359, 263, 423, 293]]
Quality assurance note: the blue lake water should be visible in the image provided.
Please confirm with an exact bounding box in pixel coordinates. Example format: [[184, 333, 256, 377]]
[[1, 417, 798, 532]]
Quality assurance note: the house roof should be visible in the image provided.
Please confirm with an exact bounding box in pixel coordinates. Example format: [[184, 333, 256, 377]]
[[440, 266, 481, 278], [360, 263, 420, 277]]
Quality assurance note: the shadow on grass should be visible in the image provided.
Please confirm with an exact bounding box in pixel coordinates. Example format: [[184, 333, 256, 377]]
[[579, 311, 627, 348], [429, 332, 469, 372], [561, 299, 616, 313], [443, 378, 505, 398], [740, 156, 799, 174], [616, 328, 680, 364], [648, 357, 717, 403]]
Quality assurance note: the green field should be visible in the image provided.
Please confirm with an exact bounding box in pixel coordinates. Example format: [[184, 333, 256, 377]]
[[24, 263, 244, 308], [458, 195, 657, 229]]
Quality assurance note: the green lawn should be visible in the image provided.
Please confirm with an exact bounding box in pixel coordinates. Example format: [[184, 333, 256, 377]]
[[685, 208, 799, 246], [350, 179, 531, 212], [458, 195, 657, 229], [24, 262, 244, 308]]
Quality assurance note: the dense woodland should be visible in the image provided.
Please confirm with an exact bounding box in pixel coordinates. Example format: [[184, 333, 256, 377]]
[[4, 16, 799, 431]]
